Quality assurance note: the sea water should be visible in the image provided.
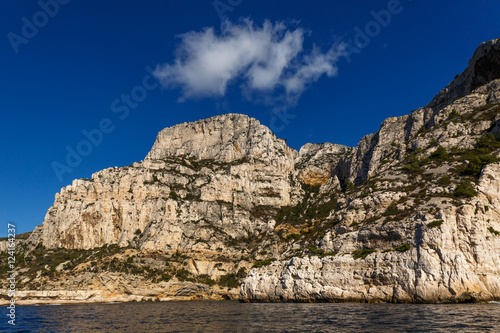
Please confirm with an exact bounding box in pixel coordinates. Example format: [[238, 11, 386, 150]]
[[1, 301, 500, 332]]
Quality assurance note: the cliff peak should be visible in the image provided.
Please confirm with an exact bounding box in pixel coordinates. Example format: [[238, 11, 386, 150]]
[[145, 113, 297, 164], [427, 38, 500, 109]]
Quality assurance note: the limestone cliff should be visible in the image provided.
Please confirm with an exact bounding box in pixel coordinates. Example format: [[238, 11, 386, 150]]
[[3, 114, 303, 303], [36, 113, 297, 252], [342, 38, 500, 185], [240, 38, 500, 303], [2, 38, 500, 304], [240, 162, 500, 303]]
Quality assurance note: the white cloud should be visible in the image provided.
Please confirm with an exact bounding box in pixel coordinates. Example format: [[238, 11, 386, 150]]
[[154, 19, 345, 106]]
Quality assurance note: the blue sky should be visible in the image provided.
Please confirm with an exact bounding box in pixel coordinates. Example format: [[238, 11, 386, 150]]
[[1, 0, 499, 235]]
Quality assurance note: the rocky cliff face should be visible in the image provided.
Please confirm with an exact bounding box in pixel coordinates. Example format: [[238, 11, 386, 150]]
[[240, 162, 500, 303], [342, 38, 500, 185], [428, 38, 500, 110], [5, 113, 303, 302], [146, 113, 296, 170], [36, 113, 297, 252], [240, 38, 500, 303], [4, 38, 500, 304], [296, 143, 352, 186]]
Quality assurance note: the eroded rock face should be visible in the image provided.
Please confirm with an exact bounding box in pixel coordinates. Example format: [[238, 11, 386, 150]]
[[37, 114, 297, 252], [428, 38, 500, 110], [239, 39, 500, 303], [296, 143, 352, 186], [240, 184, 500, 303], [146, 113, 297, 173], [344, 38, 500, 185], [21, 38, 500, 303]]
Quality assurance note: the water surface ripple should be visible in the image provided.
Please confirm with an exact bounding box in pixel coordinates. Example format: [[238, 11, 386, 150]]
[[2, 301, 500, 332]]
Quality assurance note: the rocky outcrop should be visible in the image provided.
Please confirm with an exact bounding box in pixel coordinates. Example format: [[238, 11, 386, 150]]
[[13, 114, 301, 302], [146, 113, 297, 172], [7, 38, 500, 304], [35, 114, 297, 252], [240, 164, 500, 303], [428, 38, 500, 110], [296, 143, 352, 186], [343, 38, 500, 185], [0, 284, 239, 305], [239, 38, 500, 303]]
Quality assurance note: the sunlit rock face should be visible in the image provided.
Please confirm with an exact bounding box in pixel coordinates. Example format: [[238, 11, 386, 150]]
[[37, 113, 298, 252], [25, 38, 500, 303]]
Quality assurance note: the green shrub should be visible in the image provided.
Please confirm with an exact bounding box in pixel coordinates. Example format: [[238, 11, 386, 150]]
[[276, 192, 337, 226], [402, 162, 422, 174], [430, 145, 448, 160], [474, 103, 498, 113], [363, 215, 381, 224], [461, 156, 483, 177], [301, 182, 321, 194], [476, 133, 500, 149], [427, 220, 444, 228], [252, 259, 275, 268], [197, 274, 216, 286], [285, 233, 300, 241], [161, 273, 172, 282], [276, 204, 303, 225], [218, 273, 240, 289], [345, 181, 356, 191], [394, 243, 410, 252], [352, 248, 376, 260], [488, 227, 500, 236], [170, 191, 179, 200], [454, 180, 477, 198], [449, 109, 460, 120], [437, 175, 452, 186], [184, 193, 200, 201], [307, 246, 325, 256], [418, 127, 429, 136], [304, 198, 337, 220], [175, 268, 194, 282], [453, 133, 500, 178], [236, 267, 247, 278], [383, 201, 400, 216], [401, 152, 430, 174]]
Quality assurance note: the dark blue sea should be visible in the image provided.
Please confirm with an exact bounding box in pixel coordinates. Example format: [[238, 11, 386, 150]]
[[2, 301, 500, 332]]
